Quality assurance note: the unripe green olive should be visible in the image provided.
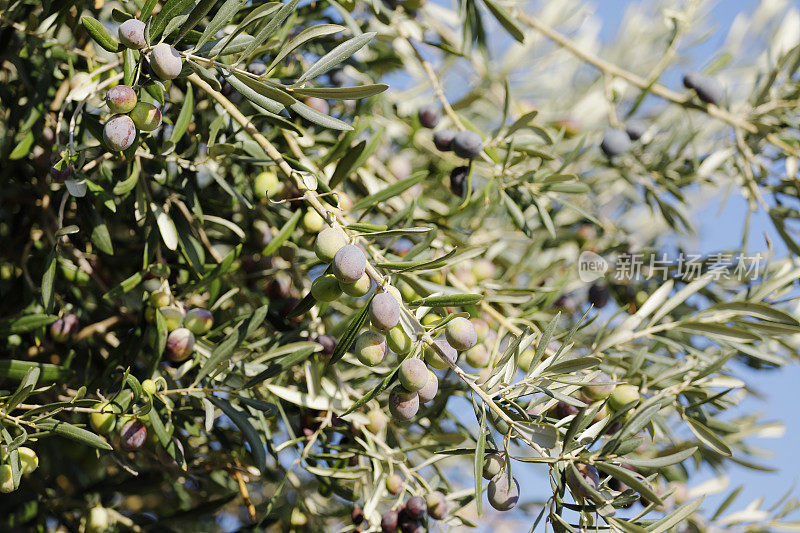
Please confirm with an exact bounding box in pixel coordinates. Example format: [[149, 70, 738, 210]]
[[365, 409, 387, 433], [354, 330, 386, 366], [398, 358, 429, 392], [465, 344, 491, 368], [149, 43, 182, 80], [105, 85, 137, 114], [518, 348, 535, 373], [129, 102, 162, 131], [370, 292, 401, 331], [482, 452, 504, 480], [417, 369, 438, 403], [90, 403, 116, 434], [340, 273, 371, 297], [421, 312, 441, 326], [445, 317, 477, 351], [388, 386, 419, 421], [302, 209, 326, 233], [103, 114, 137, 152], [314, 227, 348, 263], [18, 447, 38, 475], [149, 288, 171, 308], [386, 326, 412, 355], [0, 464, 14, 493], [184, 308, 213, 335], [487, 474, 519, 511], [311, 274, 342, 302], [608, 384, 640, 411], [424, 339, 456, 369], [396, 280, 419, 302], [385, 473, 404, 495], [254, 170, 282, 199], [142, 379, 157, 395], [159, 305, 185, 331]]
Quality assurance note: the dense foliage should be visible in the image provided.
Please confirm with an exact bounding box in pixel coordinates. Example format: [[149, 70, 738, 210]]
[[1, 0, 799, 531]]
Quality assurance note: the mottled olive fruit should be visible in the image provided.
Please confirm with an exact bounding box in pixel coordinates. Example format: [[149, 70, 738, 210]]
[[465, 344, 491, 368], [90, 404, 116, 434], [105, 85, 137, 114], [381, 510, 399, 533], [254, 170, 281, 199], [247, 60, 267, 76], [488, 474, 520, 511], [159, 305, 184, 331], [366, 409, 387, 433], [315, 334, 337, 356], [120, 419, 147, 451], [417, 369, 438, 403], [691, 75, 723, 105], [149, 43, 183, 80], [389, 386, 419, 421], [311, 274, 342, 302], [386, 326, 412, 355], [0, 464, 13, 493], [608, 384, 640, 410], [370, 292, 401, 331], [588, 283, 610, 308], [118, 19, 146, 49], [482, 453, 504, 480], [142, 379, 158, 395], [600, 128, 631, 157], [333, 244, 367, 284], [433, 128, 454, 151], [302, 209, 326, 233], [314, 227, 348, 263], [426, 491, 448, 520], [386, 473, 404, 495], [417, 104, 441, 129], [103, 114, 137, 151], [340, 273, 371, 297], [149, 288, 171, 308], [405, 495, 427, 519], [399, 358, 429, 392], [424, 338, 457, 369], [399, 516, 422, 533], [354, 330, 387, 366], [554, 401, 580, 419], [51, 313, 79, 343], [184, 308, 213, 335], [518, 348, 535, 373], [626, 121, 647, 141], [567, 463, 600, 499], [445, 317, 477, 351], [304, 96, 330, 115], [130, 102, 162, 131], [452, 130, 483, 159], [17, 447, 39, 475], [87, 506, 110, 533], [450, 165, 468, 197], [584, 372, 615, 399], [166, 327, 195, 362]]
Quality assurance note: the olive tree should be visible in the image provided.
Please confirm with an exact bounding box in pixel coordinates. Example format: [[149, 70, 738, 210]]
[[0, 0, 799, 531]]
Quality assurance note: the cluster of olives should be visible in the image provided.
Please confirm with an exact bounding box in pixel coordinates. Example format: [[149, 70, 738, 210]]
[[549, 371, 641, 430], [102, 83, 163, 152], [311, 227, 373, 301], [146, 287, 214, 363], [0, 445, 39, 493], [378, 492, 448, 533], [50, 313, 79, 343], [481, 454, 521, 511], [600, 122, 648, 158]]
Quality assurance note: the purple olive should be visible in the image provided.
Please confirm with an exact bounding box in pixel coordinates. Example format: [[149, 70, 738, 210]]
[[149, 43, 182, 80], [488, 474, 520, 511], [370, 292, 401, 331], [120, 419, 147, 451], [50, 314, 79, 343], [118, 19, 146, 49], [389, 386, 419, 421], [105, 85, 137, 114], [103, 114, 137, 152], [166, 327, 195, 362]]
